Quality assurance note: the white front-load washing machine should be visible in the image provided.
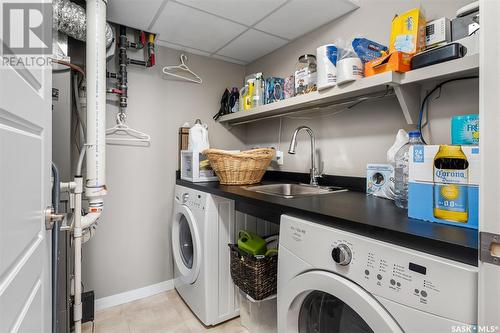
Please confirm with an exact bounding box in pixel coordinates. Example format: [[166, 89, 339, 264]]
[[172, 185, 239, 326], [278, 215, 478, 333]]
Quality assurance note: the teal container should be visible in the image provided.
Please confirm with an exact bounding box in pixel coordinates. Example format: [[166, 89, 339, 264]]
[[451, 114, 479, 145]]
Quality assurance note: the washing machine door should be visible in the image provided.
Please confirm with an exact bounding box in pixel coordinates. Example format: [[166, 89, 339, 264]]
[[281, 270, 403, 333], [172, 204, 202, 285]]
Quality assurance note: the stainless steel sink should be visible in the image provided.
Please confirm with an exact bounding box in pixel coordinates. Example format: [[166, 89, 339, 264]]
[[244, 183, 347, 198]]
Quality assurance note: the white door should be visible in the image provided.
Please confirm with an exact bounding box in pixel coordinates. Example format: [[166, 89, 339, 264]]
[[478, 0, 500, 328], [0, 1, 52, 332], [172, 204, 201, 285], [279, 270, 403, 333]]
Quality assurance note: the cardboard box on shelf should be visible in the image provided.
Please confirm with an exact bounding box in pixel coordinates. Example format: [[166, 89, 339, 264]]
[[390, 8, 426, 55], [364, 51, 412, 77]]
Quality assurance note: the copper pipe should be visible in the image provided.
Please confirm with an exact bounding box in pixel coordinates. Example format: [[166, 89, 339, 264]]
[[51, 59, 85, 77]]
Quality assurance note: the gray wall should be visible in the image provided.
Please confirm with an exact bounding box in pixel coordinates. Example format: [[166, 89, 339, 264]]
[[82, 46, 246, 298], [245, 0, 478, 176]]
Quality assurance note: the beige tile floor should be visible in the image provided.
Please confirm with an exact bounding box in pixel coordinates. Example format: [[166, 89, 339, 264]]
[[82, 290, 248, 333]]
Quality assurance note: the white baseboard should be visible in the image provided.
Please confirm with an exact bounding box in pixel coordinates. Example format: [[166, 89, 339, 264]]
[[95, 280, 174, 311]]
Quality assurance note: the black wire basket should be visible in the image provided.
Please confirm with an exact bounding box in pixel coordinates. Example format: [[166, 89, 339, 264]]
[[228, 244, 278, 301]]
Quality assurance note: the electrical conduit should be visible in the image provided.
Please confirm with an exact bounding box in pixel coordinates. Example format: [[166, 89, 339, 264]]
[[51, 163, 60, 333]]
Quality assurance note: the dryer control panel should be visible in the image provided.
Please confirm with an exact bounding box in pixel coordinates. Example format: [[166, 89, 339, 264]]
[[280, 215, 478, 325]]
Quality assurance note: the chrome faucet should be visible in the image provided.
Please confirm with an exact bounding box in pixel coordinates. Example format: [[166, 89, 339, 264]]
[[288, 126, 321, 186]]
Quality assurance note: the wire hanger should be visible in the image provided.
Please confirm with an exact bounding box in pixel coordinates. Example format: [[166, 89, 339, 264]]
[[162, 54, 202, 84], [106, 113, 151, 145]]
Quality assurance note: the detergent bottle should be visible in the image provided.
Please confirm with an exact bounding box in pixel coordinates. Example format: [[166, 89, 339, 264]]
[[239, 85, 248, 112], [252, 74, 264, 108], [245, 79, 255, 110], [433, 145, 469, 223], [237, 230, 266, 256]]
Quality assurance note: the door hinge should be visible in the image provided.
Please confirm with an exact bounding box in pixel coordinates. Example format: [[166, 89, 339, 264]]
[[480, 232, 500, 266]]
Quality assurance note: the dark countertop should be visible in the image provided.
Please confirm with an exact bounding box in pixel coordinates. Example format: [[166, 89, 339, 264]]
[[176, 172, 478, 266]]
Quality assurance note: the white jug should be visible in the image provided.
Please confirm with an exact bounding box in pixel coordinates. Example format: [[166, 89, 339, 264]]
[[188, 119, 210, 152]]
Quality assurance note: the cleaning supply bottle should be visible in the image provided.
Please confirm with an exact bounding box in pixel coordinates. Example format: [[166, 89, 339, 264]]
[[433, 145, 469, 222], [237, 230, 267, 256], [245, 79, 255, 110], [239, 85, 248, 112], [252, 73, 264, 108], [394, 131, 424, 209]]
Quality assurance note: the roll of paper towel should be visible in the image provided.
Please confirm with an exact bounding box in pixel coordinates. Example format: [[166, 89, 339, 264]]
[[316, 44, 338, 90], [336, 57, 364, 85]]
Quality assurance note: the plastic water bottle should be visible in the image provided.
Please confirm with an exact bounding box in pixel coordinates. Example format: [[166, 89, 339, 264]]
[[394, 131, 424, 209]]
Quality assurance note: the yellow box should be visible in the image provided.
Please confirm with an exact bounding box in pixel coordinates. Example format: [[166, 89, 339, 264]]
[[389, 8, 426, 55]]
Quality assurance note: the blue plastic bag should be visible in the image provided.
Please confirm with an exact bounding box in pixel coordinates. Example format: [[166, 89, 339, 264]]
[[352, 38, 388, 63]]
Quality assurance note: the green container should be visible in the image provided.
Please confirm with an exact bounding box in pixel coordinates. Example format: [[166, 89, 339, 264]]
[[237, 230, 267, 256]]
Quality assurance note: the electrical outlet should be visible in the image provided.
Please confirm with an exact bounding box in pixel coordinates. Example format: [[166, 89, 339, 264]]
[[276, 150, 284, 165]]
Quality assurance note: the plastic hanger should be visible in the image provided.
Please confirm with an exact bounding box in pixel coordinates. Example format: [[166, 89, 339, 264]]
[[162, 54, 202, 84], [106, 113, 151, 145]]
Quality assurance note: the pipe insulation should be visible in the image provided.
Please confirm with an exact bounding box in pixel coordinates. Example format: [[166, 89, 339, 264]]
[[53, 0, 114, 48]]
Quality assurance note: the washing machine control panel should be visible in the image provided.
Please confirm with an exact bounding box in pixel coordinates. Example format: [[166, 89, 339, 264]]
[[181, 192, 204, 210], [280, 215, 478, 325]]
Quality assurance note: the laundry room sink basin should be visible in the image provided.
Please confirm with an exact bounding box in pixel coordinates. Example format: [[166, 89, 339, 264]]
[[244, 183, 347, 199]]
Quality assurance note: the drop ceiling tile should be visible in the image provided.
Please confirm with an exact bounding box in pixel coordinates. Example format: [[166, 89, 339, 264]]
[[175, 0, 287, 26], [107, 0, 164, 31], [217, 29, 288, 63], [156, 40, 211, 57], [212, 54, 247, 66], [255, 0, 359, 40], [152, 1, 247, 53]]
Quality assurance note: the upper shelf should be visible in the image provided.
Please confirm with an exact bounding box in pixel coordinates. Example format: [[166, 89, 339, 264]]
[[218, 54, 479, 127]]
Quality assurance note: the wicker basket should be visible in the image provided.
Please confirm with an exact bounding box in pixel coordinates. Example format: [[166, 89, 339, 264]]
[[203, 148, 275, 185], [228, 244, 278, 301]]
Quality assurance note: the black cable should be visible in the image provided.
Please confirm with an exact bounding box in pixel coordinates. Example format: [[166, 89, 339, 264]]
[[417, 75, 479, 144]]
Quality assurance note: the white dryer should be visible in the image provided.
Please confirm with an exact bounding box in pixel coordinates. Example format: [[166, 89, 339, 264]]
[[278, 215, 478, 333], [172, 185, 239, 326]]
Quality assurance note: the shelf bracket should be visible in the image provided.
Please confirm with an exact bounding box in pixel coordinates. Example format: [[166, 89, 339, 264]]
[[394, 84, 421, 125], [221, 121, 232, 130]]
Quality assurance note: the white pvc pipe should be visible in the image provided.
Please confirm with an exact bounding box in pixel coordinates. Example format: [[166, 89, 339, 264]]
[[73, 2, 108, 333], [81, 212, 101, 230], [85, 0, 107, 205], [73, 177, 83, 333]]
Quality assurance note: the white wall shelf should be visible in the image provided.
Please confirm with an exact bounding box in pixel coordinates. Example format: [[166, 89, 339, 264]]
[[218, 54, 479, 127]]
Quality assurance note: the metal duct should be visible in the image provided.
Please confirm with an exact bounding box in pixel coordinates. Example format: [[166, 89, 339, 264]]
[[53, 0, 114, 48]]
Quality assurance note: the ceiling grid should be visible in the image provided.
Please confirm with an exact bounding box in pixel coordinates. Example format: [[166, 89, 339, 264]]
[[107, 0, 359, 64]]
